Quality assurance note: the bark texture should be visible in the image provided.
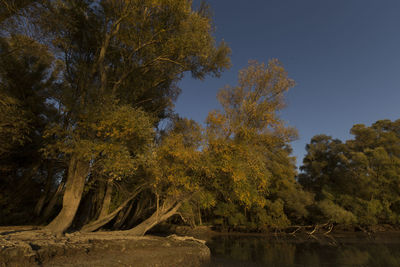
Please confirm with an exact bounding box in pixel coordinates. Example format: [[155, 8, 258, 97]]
[[98, 180, 113, 219], [80, 188, 142, 232], [42, 181, 65, 222], [112, 200, 133, 229], [127, 199, 182, 236], [45, 156, 89, 235]]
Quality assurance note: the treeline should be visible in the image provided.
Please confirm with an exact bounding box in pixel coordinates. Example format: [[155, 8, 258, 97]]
[[0, 1, 399, 235], [299, 120, 400, 227]]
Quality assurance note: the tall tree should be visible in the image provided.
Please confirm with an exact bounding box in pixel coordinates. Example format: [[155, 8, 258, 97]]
[[126, 117, 205, 235], [0, 34, 59, 224], [37, 0, 230, 234], [203, 60, 308, 231]]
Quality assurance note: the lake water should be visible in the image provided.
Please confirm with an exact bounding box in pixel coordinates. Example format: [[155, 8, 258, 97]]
[[203, 233, 400, 267]]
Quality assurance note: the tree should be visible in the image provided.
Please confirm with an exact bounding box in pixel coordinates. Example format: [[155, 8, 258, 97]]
[[37, 0, 230, 234], [0, 34, 59, 224], [299, 119, 400, 226], [126, 117, 205, 235], [203, 60, 308, 231], [298, 135, 348, 198]]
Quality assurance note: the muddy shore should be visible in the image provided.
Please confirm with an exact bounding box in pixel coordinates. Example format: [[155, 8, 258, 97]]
[[0, 227, 210, 267], [2, 224, 400, 266]]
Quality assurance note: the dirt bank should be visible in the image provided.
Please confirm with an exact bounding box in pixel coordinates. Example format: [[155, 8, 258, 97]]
[[0, 227, 210, 267]]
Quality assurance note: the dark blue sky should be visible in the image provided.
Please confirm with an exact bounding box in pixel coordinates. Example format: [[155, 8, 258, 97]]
[[175, 0, 400, 167]]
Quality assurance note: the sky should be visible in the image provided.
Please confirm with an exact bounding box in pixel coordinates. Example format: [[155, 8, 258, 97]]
[[175, 0, 400, 168]]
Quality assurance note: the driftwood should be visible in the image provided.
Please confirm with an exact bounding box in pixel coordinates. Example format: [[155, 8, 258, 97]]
[[324, 223, 334, 235], [356, 225, 372, 237], [167, 234, 206, 244], [288, 223, 334, 235]]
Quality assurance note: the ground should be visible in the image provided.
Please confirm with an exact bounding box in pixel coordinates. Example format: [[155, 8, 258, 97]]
[[0, 226, 210, 267]]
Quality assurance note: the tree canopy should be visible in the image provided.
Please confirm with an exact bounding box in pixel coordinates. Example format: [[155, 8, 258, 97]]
[[1, 0, 397, 235], [299, 120, 400, 226]]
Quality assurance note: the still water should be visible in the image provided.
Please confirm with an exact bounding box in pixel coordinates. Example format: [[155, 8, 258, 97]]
[[203, 233, 400, 267]]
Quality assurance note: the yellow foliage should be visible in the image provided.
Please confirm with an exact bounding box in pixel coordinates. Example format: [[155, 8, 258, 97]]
[[204, 60, 297, 211]]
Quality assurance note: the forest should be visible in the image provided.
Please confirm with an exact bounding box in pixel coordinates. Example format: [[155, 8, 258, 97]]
[[1, 0, 400, 237]]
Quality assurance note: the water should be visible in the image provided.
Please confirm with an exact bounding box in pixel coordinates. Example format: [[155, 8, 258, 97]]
[[203, 233, 400, 267]]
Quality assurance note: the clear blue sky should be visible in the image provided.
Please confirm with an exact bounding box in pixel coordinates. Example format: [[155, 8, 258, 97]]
[[175, 0, 400, 168]]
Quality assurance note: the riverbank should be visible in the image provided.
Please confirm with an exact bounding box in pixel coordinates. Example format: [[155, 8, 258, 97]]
[[0, 227, 210, 267], [169, 224, 400, 247], [203, 233, 400, 267], [171, 224, 400, 239], [2, 224, 400, 267]]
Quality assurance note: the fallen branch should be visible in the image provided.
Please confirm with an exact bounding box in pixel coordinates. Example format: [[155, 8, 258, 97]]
[[324, 224, 334, 235], [289, 226, 302, 235], [308, 225, 318, 235], [167, 234, 206, 245]]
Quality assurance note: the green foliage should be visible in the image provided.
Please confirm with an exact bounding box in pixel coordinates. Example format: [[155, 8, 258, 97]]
[[317, 199, 357, 225], [300, 119, 400, 226], [213, 202, 246, 229], [0, 35, 56, 159], [40, 0, 230, 121], [38, 0, 231, 219], [258, 199, 291, 230], [0, 92, 30, 156], [43, 102, 155, 181], [7, 0, 400, 234], [0, 0, 231, 229], [202, 60, 309, 231], [0, 34, 59, 224]]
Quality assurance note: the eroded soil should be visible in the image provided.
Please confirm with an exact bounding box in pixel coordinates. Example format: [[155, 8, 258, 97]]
[[0, 226, 210, 267]]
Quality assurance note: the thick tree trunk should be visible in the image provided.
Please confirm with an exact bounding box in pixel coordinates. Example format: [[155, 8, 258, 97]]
[[80, 189, 141, 232], [126, 196, 148, 228], [45, 156, 89, 235], [113, 200, 133, 229], [98, 180, 113, 219], [127, 199, 182, 236], [93, 181, 106, 219], [73, 190, 94, 228], [42, 181, 65, 222], [34, 192, 48, 217]]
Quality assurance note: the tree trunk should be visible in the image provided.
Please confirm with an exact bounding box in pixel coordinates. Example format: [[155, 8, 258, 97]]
[[113, 200, 134, 229], [42, 181, 65, 222], [127, 199, 182, 236], [80, 190, 141, 232], [126, 196, 148, 228], [93, 181, 106, 219], [73, 190, 94, 228], [198, 206, 202, 226], [98, 180, 113, 219], [34, 165, 54, 217], [45, 156, 89, 235], [34, 191, 48, 217]]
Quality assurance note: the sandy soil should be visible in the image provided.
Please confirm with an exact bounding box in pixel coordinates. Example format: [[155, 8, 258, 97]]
[[0, 226, 210, 267]]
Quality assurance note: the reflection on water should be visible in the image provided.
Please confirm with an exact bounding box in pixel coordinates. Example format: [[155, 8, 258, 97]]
[[204, 234, 400, 267]]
